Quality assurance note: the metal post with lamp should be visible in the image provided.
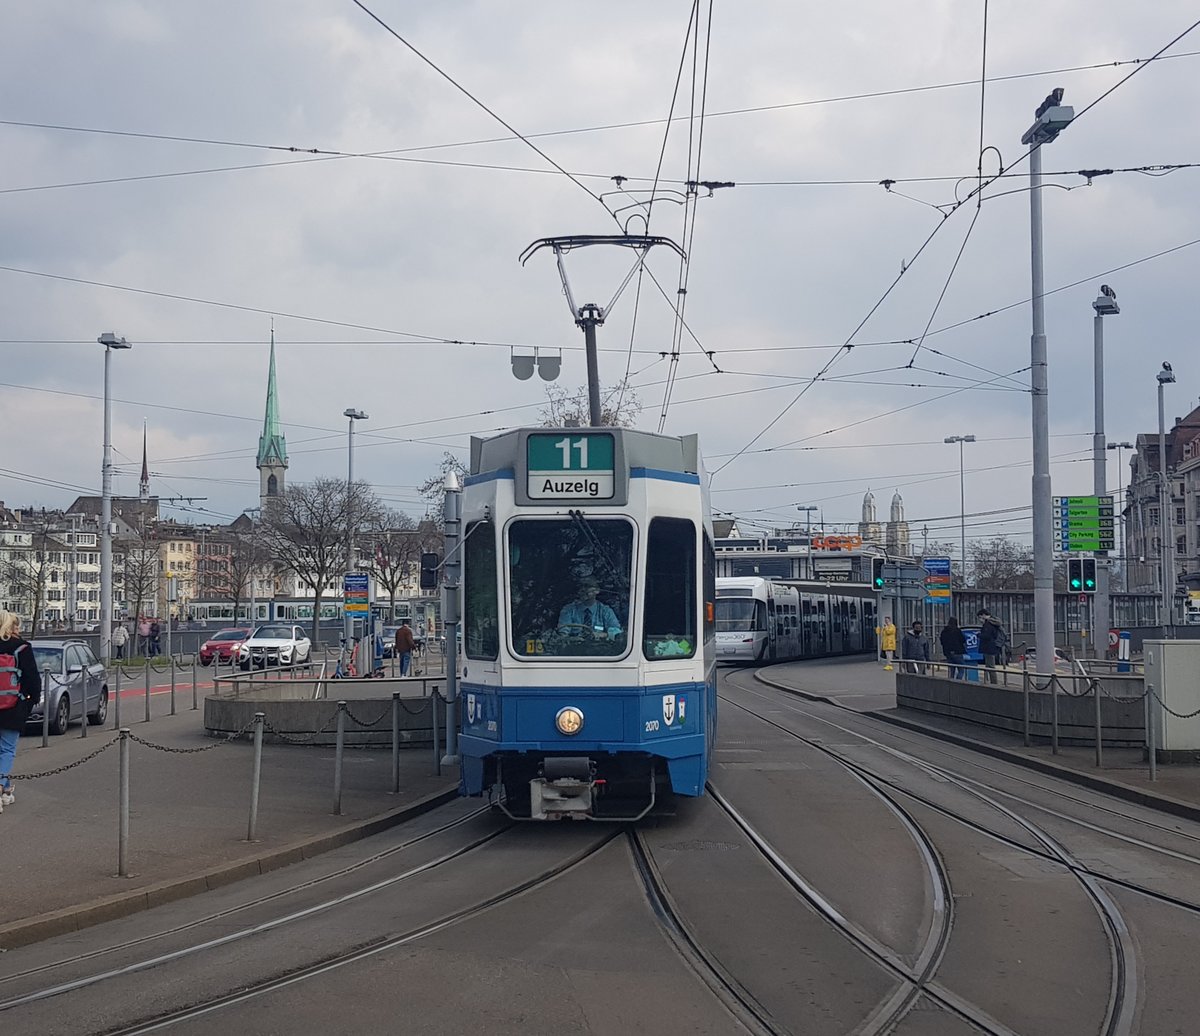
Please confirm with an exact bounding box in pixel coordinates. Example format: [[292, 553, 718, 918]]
[[1021, 88, 1074, 672], [943, 435, 975, 586], [1091, 286, 1119, 656], [1107, 441, 1134, 591], [98, 332, 132, 663], [1157, 362, 1176, 635], [343, 408, 368, 655]]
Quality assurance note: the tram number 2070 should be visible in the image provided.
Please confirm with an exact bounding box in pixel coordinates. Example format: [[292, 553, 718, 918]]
[[644, 719, 660, 733]]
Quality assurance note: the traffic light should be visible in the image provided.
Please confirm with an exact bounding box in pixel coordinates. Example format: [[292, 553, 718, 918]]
[[1082, 557, 1097, 593], [1067, 558, 1083, 592], [871, 557, 886, 590], [419, 552, 441, 591]]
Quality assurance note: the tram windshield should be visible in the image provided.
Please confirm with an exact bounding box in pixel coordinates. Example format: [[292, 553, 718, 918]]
[[508, 517, 633, 658], [715, 598, 764, 632]]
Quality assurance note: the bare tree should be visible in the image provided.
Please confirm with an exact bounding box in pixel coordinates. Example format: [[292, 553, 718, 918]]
[[969, 537, 1035, 590], [362, 509, 422, 618], [418, 452, 468, 521], [118, 520, 160, 627], [261, 478, 382, 644], [539, 379, 642, 429], [0, 526, 51, 631]]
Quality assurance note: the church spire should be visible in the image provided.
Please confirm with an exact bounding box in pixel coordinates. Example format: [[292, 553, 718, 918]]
[[257, 328, 288, 506], [139, 419, 150, 502]]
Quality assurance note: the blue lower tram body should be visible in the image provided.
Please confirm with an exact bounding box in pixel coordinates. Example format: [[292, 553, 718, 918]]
[[458, 677, 716, 819]]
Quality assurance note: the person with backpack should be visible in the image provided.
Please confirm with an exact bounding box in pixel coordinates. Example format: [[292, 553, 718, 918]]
[[0, 610, 43, 813], [976, 608, 1008, 684]]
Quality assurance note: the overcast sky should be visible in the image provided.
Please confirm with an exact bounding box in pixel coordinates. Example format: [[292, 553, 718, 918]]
[[3, 1, 1198, 559]]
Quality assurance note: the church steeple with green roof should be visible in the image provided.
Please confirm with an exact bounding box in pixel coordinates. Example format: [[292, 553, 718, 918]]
[[257, 330, 288, 507]]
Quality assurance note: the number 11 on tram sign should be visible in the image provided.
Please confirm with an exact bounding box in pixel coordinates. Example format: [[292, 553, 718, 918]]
[[526, 432, 616, 501]]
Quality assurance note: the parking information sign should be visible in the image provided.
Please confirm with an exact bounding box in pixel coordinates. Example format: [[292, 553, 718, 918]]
[[526, 432, 615, 501], [343, 572, 370, 614], [1053, 495, 1115, 552]]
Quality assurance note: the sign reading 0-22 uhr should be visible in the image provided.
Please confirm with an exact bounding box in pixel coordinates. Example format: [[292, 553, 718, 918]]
[[526, 432, 615, 500]]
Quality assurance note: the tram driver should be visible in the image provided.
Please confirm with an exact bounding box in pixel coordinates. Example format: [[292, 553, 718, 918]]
[[558, 577, 622, 639]]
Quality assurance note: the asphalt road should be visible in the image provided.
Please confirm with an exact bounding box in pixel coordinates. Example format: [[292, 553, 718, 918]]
[[4, 663, 1200, 1035]]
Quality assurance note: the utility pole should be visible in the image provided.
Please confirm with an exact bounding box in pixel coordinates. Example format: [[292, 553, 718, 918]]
[[1092, 286, 1119, 657], [98, 332, 132, 660], [1157, 363, 1176, 635], [442, 471, 461, 766], [68, 514, 79, 631]]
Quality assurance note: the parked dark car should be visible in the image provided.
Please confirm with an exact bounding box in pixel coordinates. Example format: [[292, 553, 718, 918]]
[[27, 640, 109, 735], [198, 627, 254, 666]]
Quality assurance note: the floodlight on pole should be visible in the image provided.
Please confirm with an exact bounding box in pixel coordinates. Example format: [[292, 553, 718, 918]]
[[943, 435, 976, 585], [344, 408, 368, 648], [98, 332, 132, 663], [1108, 440, 1134, 590]]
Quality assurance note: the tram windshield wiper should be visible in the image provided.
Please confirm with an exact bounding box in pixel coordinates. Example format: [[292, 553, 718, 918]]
[[568, 509, 630, 593]]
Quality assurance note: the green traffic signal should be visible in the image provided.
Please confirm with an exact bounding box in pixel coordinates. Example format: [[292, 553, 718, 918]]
[[871, 558, 885, 589], [1070, 577, 1083, 590]]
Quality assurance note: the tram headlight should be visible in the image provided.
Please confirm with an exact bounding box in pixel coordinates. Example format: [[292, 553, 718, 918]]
[[555, 706, 585, 736]]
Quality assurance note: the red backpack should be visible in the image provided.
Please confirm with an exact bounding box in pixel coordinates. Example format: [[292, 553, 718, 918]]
[[0, 643, 27, 710]]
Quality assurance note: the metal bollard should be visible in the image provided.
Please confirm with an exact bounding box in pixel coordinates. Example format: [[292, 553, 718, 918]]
[[41, 665, 51, 748], [191, 656, 198, 711], [114, 662, 122, 731], [247, 712, 265, 841], [1093, 681, 1103, 768], [144, 658, 151, 723], [391, 693, 400, 794], [170, 655, 177, 716], [333, 701, 347, 816], [1050, 674, 1059, 755], [432, 692, 441, 777], [1022, 668, 1031, 747], [1146, 686, 1157, 782], [118, 728, 130, 878]]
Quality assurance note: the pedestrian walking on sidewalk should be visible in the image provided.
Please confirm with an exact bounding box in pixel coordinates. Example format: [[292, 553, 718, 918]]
[[939, 616, 966, 680], [138, 616, 151, 656], [976, 609, 1007, 685], [0, 610, 42, 814], [111, 622, 129, 660], [149, 620, 161, 657], [901, 621, 931, 674], [877, 616, 898, 671], [394, 620, 416, 677]]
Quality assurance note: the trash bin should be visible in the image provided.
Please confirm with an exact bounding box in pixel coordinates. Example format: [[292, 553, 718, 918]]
[[961, 628, 982, 682]]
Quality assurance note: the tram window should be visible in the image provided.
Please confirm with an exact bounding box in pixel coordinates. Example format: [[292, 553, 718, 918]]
[[508, 517, 633, 658], [644, 518, 697, 659], [702, 530, 716, 643], [716, 599, 764, 632], [464, 521, 499, 660]]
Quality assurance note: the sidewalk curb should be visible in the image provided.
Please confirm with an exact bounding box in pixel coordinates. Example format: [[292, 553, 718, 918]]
[[752, 669, 1200, 827], [0, 785, 460, 952]]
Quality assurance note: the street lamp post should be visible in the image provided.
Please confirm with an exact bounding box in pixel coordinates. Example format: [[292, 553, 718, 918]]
[[1157, 363, 1176, 633], [1107, 441, 1134, 591], [797, 505, 818, 578], [943, 435, 976, 585], [98, 332, 132, 663], [1022, 88, 1074, 672], [343, 408, 368, 649], [1092, 286, 1120, 657]]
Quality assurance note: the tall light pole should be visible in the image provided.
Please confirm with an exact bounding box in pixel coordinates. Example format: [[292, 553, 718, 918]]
[[343, 408, 368, 647], [1091, 286, 1120, 656], [1107, 441, 1134, 591], [1157, 363, 1176, 633], [242, 507, 261, 625], [797, 505, 819, 579], [1022, 88, 1074, 671], [98, 332, 132, 662], [943, 434, 975, 585]]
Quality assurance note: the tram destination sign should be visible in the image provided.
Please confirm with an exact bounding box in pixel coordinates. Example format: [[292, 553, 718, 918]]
[[1053, 494, 1115, 552], [526, 432, 616, 501]]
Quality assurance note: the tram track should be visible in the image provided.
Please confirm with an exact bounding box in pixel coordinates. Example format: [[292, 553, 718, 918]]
[[94, 829, 622, 1036], [0, 808, 511, 1013], [722, 671, 1144, 1036], [0, 804, 494, 990]]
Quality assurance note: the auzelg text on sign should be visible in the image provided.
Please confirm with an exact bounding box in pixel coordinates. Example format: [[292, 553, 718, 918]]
[[526, 432, 616, 501]]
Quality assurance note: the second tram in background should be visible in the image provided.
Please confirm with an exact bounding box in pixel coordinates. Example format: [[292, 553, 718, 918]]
[[715, 576, 877, 663]]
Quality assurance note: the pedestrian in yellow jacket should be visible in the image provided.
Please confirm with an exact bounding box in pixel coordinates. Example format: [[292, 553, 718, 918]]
[[877, 617, 897, 670]]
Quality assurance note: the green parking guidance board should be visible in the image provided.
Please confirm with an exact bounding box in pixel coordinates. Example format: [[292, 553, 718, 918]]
[[1054, 495, 1115, 552], [526, 432, 615, 501]]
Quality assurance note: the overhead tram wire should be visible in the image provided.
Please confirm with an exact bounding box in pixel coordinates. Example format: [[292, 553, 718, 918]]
[[711, 17, 1200, 477], [348, 0, 619, 228], [620, 0, 701, 414], [4, 49, 1196, 175]]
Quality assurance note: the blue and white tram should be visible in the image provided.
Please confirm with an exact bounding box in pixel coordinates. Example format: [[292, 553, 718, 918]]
[[457, 427, 715, 820], [715, 576, 877, 663]]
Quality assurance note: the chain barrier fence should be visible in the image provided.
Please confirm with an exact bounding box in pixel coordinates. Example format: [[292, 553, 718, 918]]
[[11, 690, 450, 878]]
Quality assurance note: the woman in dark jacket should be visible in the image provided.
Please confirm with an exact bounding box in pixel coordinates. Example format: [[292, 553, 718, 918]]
[[0, 610, 42, 811], [939, 616, 967, 679]]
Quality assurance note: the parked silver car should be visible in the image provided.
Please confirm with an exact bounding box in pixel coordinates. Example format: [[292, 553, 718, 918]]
[[27, 640, 109, 735]]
